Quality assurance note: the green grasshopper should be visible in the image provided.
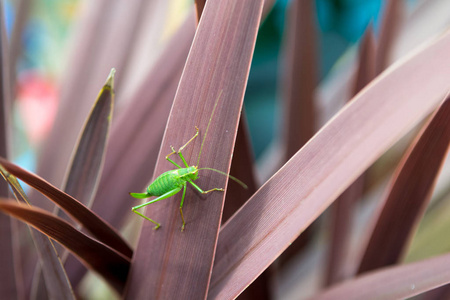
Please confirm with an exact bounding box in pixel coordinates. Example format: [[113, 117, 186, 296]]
[[129, 93, 246, 231]]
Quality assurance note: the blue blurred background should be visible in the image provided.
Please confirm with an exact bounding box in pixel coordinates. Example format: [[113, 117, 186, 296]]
[[245, 0, 385, 159]]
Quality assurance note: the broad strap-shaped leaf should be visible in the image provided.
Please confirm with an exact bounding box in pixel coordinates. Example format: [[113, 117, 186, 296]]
[[276, 0, 320, 269], [358, 93, 450, 274], [325, 26, 376, 286], [209, 30, 450, 299], [222, 114, 258, 223], [63, 68, 115, 209], [376, 0, 403, 73], [352, 26, 376, 95], [125, 1, 264, 299], [0, 200, 130, 294], [282, 0, 318, 161], [311, 253, 450, 300], [0, 167, 75, 299], [0, 157, 132, 259], [222, 114, 271, 299]]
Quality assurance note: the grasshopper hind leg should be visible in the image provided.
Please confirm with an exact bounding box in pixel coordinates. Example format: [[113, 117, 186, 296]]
[[132, 208, 161, 230], [129, 192, 151, 199], [131, 187, 182, 230]]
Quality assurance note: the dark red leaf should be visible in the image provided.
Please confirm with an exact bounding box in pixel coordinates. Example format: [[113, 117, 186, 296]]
[[313, 253, 450, 299], [0, 157, 132, 259], [0, 200, 130, 294], [0, 168, 76, 299], [358, 94, 450, 273], [210, 30, 450, 299], [324, 26, 376, 286], [63, 69, 115, 209], [125, 1, 264, 298], [282, 0, 318, 161]]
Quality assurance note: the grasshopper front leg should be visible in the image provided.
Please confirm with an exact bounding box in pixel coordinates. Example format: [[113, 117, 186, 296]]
[[166, 127, 199, 169], [179, 183, 187, 231]]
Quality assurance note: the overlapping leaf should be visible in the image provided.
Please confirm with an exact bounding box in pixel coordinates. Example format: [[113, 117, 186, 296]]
[[312, 253, 450, 300], [47, 68, 116, 292], [0, 167, 75, 299], [358, 94, 450, 273], [282, 0, 317, 161], [210, 30, 450, 299], [0, 200, 130, 294], [0, 157, 132, 258], [325, 26, 376, 286], [63, 68, 115, 209]]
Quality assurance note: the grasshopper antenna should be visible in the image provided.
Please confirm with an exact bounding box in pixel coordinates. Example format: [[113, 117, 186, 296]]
[[196, 90, 223, 167], [198, 167, 248, 189], [196, 90, 247, 190]]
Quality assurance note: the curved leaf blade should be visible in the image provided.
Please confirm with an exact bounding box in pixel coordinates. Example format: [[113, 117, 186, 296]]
[[325, 26, 376, 286], [0, 200, 130, 294], [358, 93, 450, 273], [0, 168, 75, 299], [63, 68, 115, 208], [376, 0, 402, 73], [283, 0, 318, 161], [0, 157, 132, 258], [312, 253, 450, 300], [210, 30, 450, 299]]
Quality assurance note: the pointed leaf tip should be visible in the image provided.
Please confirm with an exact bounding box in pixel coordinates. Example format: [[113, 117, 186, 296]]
[[105, 68, 116, 89]]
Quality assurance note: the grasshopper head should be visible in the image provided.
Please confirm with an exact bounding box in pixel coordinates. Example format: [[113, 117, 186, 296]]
[[181, 166, 199, 181]]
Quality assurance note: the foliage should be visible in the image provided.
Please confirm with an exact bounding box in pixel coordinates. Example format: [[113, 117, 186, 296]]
[[1, 0, 450, 299]]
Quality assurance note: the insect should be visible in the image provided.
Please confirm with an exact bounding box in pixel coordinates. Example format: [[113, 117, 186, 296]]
[[129, 92, 246, 231]]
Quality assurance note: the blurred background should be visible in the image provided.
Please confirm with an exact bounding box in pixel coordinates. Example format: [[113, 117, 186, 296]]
[[10, 0, 420, 169]]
